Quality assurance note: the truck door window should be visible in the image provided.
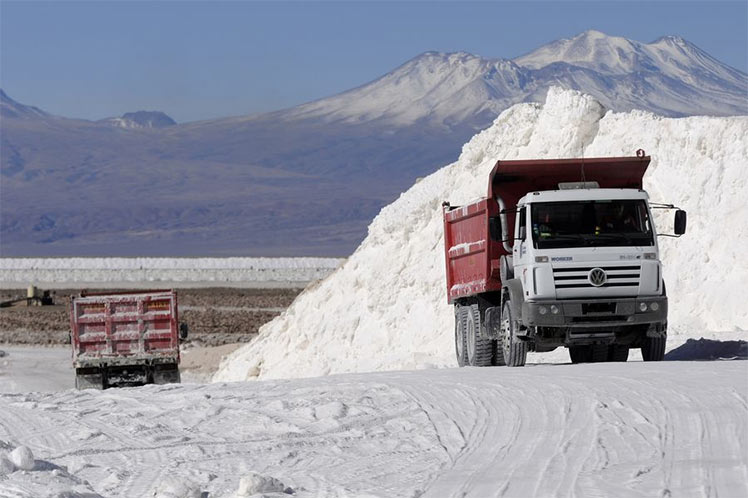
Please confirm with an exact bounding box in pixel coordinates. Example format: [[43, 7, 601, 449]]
[[518, 206, 527, 240]]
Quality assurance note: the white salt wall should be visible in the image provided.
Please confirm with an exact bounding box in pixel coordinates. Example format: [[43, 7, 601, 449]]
[[0, 257, 343, 287], [216, 87, 747, 381]]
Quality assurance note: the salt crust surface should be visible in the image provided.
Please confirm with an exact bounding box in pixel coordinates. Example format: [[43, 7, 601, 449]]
[[219, 90, 742, 380]]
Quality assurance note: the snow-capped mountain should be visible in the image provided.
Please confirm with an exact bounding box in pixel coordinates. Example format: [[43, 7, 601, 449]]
[[1, 31, 746, 257], [285, 30, 746, 127], [100, 111, 176, 129]]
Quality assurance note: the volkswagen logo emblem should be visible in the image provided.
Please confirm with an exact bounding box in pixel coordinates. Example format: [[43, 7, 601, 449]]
[[588, 268, 607, 287]]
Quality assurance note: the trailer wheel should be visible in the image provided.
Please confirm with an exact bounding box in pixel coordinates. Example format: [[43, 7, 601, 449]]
[[500, 301, 527, 367], [642, 336, 666, 361], [454, 306, 468, 367], [466, 304, 492, 367], [608, 345, 629, 362]]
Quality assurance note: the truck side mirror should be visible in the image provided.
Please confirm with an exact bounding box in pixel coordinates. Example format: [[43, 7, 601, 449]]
[[674, 210, 687, 235], [179, 323, 189, 340], [488, 216, 501, 241]]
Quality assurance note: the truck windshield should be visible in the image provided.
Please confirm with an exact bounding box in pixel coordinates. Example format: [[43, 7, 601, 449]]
[[531, 200, 654, 249]]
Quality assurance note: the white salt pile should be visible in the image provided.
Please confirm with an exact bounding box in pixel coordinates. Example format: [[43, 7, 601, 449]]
[[8, 445, 34, 471], [235, 472, 291, 496], [215, 87, 748, 382]]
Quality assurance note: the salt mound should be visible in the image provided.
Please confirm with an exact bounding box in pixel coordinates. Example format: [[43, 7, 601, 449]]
[[151, 476, 202, 498], [235, 472, 291, 496], [8, 445, 34, 471], [215, 87, 748, 382], [0, 453, 15, 475]]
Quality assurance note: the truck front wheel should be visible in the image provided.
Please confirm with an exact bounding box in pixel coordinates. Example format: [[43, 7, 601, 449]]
[[501, 301, 528, 367], [569, 346, 589, 364], [642, 336, 666, 361], [608, 345, 629, 362], [466, 304, 492, 367]]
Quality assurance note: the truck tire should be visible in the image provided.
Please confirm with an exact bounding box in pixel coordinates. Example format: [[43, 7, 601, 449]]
[[569, 346, 590, 364], [589, 344, 608, 363], [608, 345, 629, 362], [492, 338, 506, 366], [454, 306, 468, 367], [466, 304, 492, 367], [500, 301, 527, 367], [153, 364, 181, 384], [642, 336, 666, 361], [75, 373, 104, 390]]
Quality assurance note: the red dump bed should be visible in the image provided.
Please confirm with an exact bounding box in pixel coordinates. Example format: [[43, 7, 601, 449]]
[[70, 290, 180, 366], [443, 154, 650, 303]]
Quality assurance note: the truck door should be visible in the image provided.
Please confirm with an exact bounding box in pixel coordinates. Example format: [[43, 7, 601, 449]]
[[512, 204, 531, 295]]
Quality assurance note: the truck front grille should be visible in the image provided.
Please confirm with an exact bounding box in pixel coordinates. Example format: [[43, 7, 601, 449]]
[[553, 265, 640, 289]]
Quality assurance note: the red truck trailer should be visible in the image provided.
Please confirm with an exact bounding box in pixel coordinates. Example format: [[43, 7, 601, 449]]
[[443, 152, 686, 367], [70, 289, 188, 389]]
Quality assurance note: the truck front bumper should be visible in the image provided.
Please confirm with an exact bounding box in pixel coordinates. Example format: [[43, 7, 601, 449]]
[[522, 297, 667, 329]]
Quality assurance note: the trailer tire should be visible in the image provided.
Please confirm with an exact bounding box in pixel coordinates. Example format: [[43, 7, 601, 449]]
[[608, 345, 629, 362], [642, 336, 666, 361], [454, 306, 468, 367], [500, 301, 527, 367], [466, 304, 492, 367]]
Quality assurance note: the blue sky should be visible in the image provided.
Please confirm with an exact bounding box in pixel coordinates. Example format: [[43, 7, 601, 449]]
[[1, 1, 746, 123]]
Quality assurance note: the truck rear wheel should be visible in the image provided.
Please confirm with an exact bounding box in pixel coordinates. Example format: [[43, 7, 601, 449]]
[[500, 301, 527, 367], [152, 364, 181, 384], [642, 336, 666, 361], [75, 372, 104, 390], [466, 304, 492, 367], [455, 306, 468, 367]]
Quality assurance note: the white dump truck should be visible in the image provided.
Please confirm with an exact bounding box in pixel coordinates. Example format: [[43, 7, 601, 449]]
[[442, 152, 686, 366]]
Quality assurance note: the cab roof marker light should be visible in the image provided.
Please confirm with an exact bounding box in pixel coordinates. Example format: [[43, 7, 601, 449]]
[[558, 181, 600, 190]]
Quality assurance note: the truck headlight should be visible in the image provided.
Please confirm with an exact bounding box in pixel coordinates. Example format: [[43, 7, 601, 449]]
[[550, 305, 560, 314], [650, 302, 659, 311], [538, 306, 548, 315], [639, 302, 648, 312]]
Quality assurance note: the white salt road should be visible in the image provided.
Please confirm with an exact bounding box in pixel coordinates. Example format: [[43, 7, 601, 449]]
[[0, 346, 73, 394], [1, 361, 746, 497]]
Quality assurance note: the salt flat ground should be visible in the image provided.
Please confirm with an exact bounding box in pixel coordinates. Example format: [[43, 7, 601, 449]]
[[0, 360, 746, 498]]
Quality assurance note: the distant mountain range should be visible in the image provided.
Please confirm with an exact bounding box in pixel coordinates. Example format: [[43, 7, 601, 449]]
[[2, 30, 746, 257]]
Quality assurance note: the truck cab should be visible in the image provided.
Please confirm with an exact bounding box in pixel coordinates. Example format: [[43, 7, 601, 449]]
[[510, 186, 669, 363], [443, 153, 686, 367]]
